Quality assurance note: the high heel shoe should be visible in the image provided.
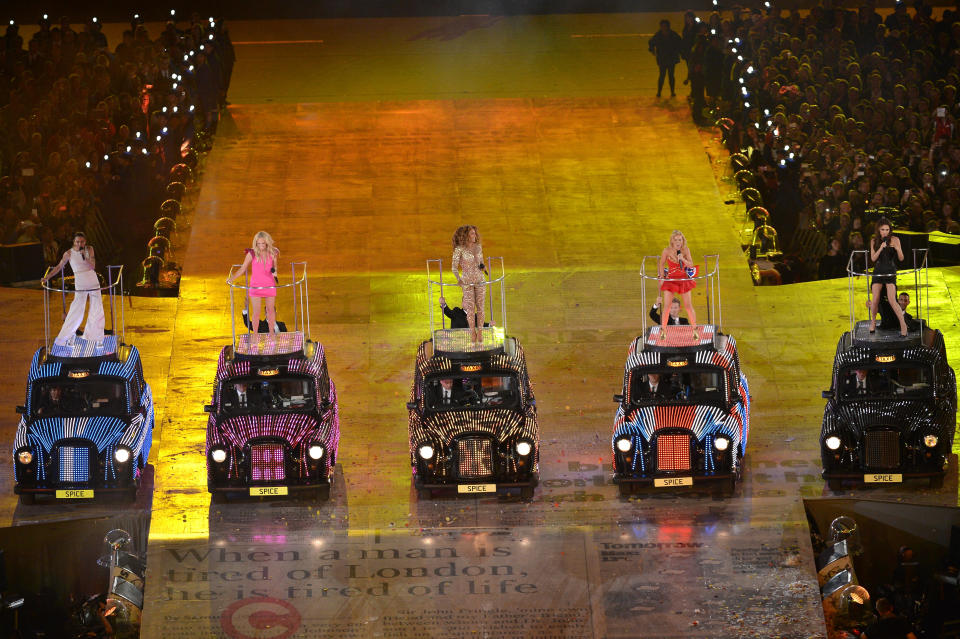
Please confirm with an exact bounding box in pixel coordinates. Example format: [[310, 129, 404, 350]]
[[869, 321, 876, 334]]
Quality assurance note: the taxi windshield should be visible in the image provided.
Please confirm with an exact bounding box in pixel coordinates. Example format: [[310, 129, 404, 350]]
[[426, 374, 519, 410], [630, 367, 726, 405], [33, 379, 127, 417], [839, 366, 932, 400], [221, 377, 315, 414]]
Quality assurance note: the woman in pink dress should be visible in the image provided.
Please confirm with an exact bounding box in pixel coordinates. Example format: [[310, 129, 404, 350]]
[[657, 230, 697, 339], [228, 231, 280, 333]]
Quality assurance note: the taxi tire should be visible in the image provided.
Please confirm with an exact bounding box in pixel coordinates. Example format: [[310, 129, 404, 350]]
[[929, 474, 944, 489], [123, 487, 138, 503], [19, 492, 36, 505], [519, 486, 535, 500], [827, 479, 845, 493], [211, 491, 228, 504], [314, 485, 331, 501], [617, 483, 635, 498], [417, 487, 433, 500]]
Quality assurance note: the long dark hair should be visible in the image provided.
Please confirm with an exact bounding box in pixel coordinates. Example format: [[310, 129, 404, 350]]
[[871, 217, 892, 250]]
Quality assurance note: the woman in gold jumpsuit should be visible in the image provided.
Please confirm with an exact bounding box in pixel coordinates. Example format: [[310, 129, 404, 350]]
[[451, 225, 486, 344]]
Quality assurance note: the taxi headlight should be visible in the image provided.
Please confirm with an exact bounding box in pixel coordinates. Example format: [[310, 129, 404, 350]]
[[308, 444, 325, 460], [616, 437, 633, 453], [713, 437, 730, 452], [924, 434, 939, 448], [515, 441, 532, 456], [114, 447, 131, 464], [418, 444, 435, 460], [16, 450, 33, 465], [825, 436, 842, 451], [211, 448, 227, 463]]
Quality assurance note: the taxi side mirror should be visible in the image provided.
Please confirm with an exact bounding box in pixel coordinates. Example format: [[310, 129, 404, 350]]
[[203, 404, 214, 413], [613, 394, 624, 403], [821, 390, 832, 399], [406, 401, 417, 411], [15, 405, 26, 415]]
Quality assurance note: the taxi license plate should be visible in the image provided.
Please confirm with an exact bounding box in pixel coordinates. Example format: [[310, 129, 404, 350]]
[[457, 484, 496, 494], [654, 477, 693, 488], [56, 489, 94, 499], [864, 473, 902, 483], [249, 486, 289, 497]]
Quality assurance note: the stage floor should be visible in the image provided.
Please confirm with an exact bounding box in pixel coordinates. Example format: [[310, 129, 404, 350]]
[[3, 11, 960, 638]]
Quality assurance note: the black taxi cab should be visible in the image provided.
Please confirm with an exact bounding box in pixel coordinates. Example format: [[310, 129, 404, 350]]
[[407, 257, 538, 498]]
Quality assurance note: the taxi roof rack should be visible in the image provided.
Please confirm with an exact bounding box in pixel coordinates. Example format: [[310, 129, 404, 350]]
[[845, 249, 929, 351], [425, 257, 508, 354], [637, 255, 722, 353]]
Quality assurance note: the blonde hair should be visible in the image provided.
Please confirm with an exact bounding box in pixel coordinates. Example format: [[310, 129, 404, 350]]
[[452, 225, 481, 248], [251, 231, 279, 261], [668, 230, 687, 250]]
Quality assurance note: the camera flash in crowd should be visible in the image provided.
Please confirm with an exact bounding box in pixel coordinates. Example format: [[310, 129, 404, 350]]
[[170, 9, 176, 16], [85, 161, 91, 168], [103, 154, 109, 161], [92, 17, 98, 23]]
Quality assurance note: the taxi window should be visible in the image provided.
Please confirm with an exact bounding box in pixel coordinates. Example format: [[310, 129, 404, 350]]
[[33, 380, 127, 417], [426, 374, 519, 410], [630, 368, 726, 405], [840, 366, 932, 399], [221, 377, 315, 414]]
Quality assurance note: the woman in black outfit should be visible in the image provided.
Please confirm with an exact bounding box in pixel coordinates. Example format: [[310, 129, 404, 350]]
[[868, 217, 908, 336]]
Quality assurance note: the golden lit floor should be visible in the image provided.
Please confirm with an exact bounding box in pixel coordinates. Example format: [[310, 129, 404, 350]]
[[3, 12, 960, 639]]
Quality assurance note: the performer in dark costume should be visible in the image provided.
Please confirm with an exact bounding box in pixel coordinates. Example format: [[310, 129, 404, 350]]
[[867, 218, 908, 336]]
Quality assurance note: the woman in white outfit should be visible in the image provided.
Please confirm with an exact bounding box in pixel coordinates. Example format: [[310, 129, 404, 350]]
[[42, 232, 105, 346]]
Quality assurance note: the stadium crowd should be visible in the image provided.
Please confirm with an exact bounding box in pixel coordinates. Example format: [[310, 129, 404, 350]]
[[679, 0, 960, 282], [0, 12, 233, 273]]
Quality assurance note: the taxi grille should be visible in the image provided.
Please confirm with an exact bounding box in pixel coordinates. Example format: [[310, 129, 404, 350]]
[[656, 434, 692, 472], [250, 444, 285, 482], [864, 430, 900, 469], [456, 438, 493, 479], [58, 446, 91, 483]]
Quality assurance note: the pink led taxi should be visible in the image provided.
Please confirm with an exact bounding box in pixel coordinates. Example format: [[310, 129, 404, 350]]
[[204, 262, 339, 501]]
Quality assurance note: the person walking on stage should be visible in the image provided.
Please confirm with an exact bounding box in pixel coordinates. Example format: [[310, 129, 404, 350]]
[[228, 231, 281, 334], [867, 218, 908, 336], [658, 230, 698, 340], [649, 19, 683, 98], [42, 231, 105, 346], [451, 225, 487, 345]]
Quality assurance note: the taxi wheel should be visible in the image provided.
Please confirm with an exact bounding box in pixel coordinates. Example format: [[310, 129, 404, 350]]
[[617, 483, 634, 498], [123, 487, 138, 503], [417, 487, 433, 500], [211, 491, 228, 504], [929, 474, 944, 489], [519, 486, 535, 500], [19, 492, 36, 505], [314, 485, 331, 501], [827, 479, 845, 493]]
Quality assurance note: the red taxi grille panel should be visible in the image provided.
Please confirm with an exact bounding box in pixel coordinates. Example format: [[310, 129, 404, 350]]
[[457, 438, 493, 479], [656, 434, 691, 471], [250, 444, 285, 482]]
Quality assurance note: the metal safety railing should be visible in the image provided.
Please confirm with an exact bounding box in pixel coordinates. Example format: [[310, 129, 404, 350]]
[[639, 254, 722, 337], [426, 256, 507, 346], [41, 264, 125, 352], [846, 248, 929, 340], [226, 261, 310, 353]]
